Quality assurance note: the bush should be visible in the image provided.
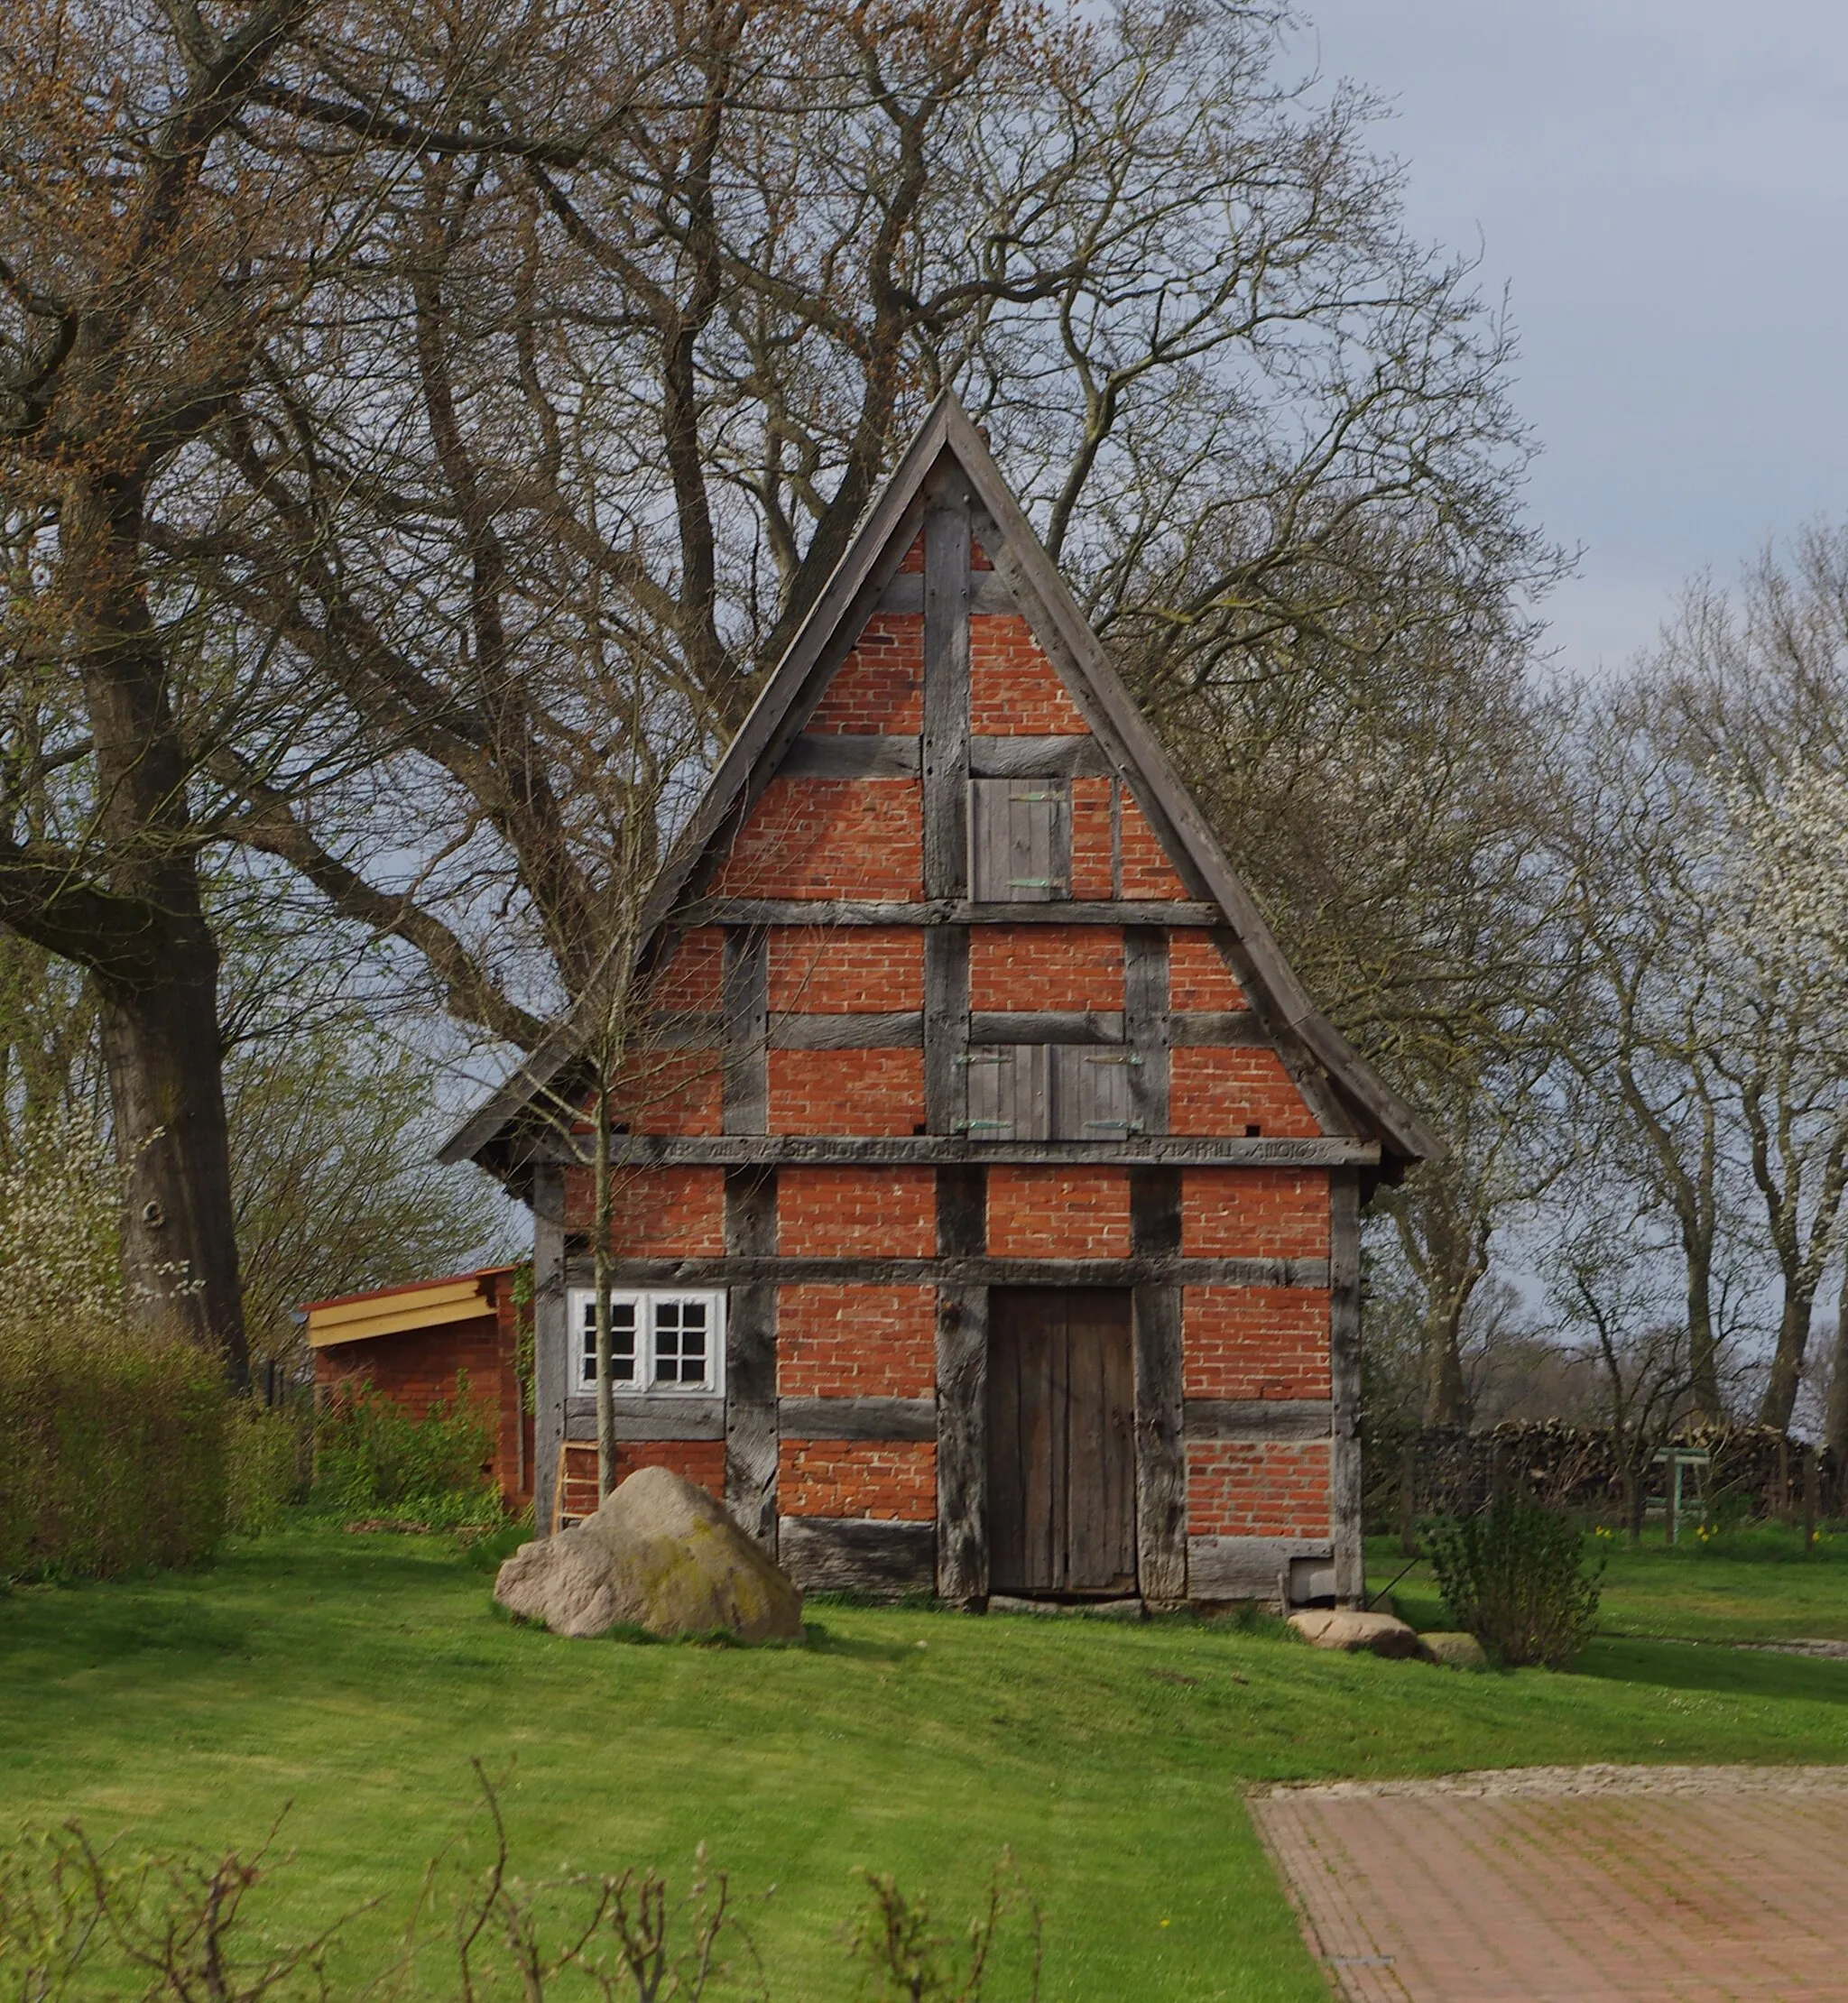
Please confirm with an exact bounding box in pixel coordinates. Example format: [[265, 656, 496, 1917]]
[[226, 1403, 307, 1535], [0, 1317, 226, 1583], [311, 1373, 500, 1525], [1427, 1490, 1603, 1668]]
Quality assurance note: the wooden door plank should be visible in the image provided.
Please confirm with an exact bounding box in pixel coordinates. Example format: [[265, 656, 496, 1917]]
[[985, 1303, 1025, 1591]]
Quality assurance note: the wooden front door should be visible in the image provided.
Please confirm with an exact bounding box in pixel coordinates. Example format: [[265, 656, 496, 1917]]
[[986, 1289, 1136, 1597]]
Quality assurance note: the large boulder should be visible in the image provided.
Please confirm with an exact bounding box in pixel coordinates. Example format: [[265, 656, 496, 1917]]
[[494, 1467, 803, 1642], [1287, 1609, 1428, 1660]]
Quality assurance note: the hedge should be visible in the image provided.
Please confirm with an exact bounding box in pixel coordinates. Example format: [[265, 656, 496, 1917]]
[[0, 1317, 226, 1582]]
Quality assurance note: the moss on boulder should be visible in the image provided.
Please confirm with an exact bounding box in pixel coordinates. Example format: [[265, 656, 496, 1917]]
[[494, 1466, 803, 1642]]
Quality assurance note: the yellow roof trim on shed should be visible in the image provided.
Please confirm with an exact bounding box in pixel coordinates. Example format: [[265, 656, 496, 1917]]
[[306, 1276, 494, 1349]]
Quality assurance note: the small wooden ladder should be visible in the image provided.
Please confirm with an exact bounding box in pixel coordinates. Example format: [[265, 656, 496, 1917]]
[[550, 1440, 602, 1532]]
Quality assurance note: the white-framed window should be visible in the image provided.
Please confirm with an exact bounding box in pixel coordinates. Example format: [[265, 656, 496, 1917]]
[[568, 1289, 725, 1396]]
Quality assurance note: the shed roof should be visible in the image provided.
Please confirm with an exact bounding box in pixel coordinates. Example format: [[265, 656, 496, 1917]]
[[301, 1265, 516, 1349]]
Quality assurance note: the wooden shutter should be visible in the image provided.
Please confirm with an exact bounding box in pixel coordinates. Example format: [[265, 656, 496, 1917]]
[[1052, 1048, 1138, 1140], [959, 1045, 1051, 1140], [969, 779, 1070, 901]]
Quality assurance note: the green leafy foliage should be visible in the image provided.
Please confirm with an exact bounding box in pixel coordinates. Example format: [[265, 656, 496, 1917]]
[[226, 1403, 306, 1535], [0, 1316, 226, 1583], [1427, 1491, 1604, 1668], [311, 1373, 499, 1525]]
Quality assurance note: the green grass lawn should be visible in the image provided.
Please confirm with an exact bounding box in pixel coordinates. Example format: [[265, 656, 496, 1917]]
[[5, 1525, 1848, 2000], [1370, 1521, 1848, 1644]]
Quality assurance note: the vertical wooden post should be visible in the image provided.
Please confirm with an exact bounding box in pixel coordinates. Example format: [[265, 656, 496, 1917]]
[[1130, 1168, 1187, 1607], [921, 477, 971, 901], [531, 1164, 567, 1537], [921, 474, 972, 1140], [721, 928, 769, 1137], [1329, 1169, 1364, 1607], [1123, 928, 1169, 1139], [936, 1166, 988, 1604], [724, 1168, 779, 1550], [1804, 1445, 1819, 1551]]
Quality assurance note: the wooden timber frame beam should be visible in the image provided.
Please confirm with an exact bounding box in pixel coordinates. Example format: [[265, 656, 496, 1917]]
[[523, 1133, 1380, 1168], [1329, 1168, 1364, 1606], [921, 473, 987, 1609], [563, 1254, 1331, 1289]]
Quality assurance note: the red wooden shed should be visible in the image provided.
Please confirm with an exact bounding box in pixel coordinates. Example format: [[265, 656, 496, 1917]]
[[442, 397, 1437, 1607], [305, 1265, 531, 1508]]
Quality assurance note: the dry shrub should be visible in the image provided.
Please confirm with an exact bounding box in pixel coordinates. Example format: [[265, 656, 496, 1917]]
[[0, 1315, 226, 1583]]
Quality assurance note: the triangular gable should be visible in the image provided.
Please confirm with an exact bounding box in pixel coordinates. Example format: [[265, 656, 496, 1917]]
[[440, 394, 1440, 1177]]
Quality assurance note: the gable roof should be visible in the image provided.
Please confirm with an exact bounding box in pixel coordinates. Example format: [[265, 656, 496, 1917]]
[[439, 393, 1440, 1181]]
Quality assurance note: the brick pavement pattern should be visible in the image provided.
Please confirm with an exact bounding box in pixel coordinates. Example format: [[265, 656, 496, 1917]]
[[1253, 1765, 1848, 2002]]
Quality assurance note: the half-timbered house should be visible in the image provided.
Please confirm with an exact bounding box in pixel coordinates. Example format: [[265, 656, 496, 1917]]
[[442, 396, 1437, 1609]]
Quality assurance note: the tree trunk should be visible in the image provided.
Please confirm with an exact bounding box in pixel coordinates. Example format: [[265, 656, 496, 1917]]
[[69, 476, 246, 1385], [1685, 1233, 1721, 1420], [1422, 1306, 1470, 1427], [1758, 1285, 1817, 1433], [1825, 1276, 1848, 1512], [97, 957, 245, 1386]]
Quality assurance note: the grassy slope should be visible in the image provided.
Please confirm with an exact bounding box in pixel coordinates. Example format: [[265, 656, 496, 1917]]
[[3, 1528, 1846, 2001]]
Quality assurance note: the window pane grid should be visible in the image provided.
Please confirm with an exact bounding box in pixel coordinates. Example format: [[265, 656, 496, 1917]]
[[571, 1291, 721, 1394]]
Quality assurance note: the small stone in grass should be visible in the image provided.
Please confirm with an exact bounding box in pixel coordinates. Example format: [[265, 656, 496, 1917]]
[[1420, 1630, 1491, 1670]]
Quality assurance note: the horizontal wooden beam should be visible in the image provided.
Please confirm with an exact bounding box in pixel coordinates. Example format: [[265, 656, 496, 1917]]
[[562, 1394, 725, 1441], [648, 1008, 1266, 1054], [778, 1396, 937, 1442], [535, 1133, 1377, 1169], [672, 898, 1224, 929], [1187, 1535, 1334, 1602], [781, 735, 921, 780], [968, 735, 1112, 780], [779, 1515, 937, 1593], [565, 1255, 1331, 1289], [1183, 1398, 1332, 1443], [971, 1010, 1120, 1044], [878, 572, 1015, 615]]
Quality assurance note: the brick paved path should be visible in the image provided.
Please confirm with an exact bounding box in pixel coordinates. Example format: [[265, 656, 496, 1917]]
[[1253, 1766, 1848, 2002]]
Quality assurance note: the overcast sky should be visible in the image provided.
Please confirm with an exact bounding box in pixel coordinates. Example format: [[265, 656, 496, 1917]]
[[1297, 2, 1848, 679]]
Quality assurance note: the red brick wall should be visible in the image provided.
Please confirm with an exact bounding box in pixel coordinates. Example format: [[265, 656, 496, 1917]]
[[778, 1167, 936, 1256], [1119, 793, 1191, 899], [1169, 1048, 1320, 1139], [1169, 932, 1246, 1010], [1187, 1441, 1331, 1538], [1182, 1168, 1329, 1260], [779, 1440, 937, 1519], [708, 778, 923, 899], [1070, 777, 1113, 898], [316, 1314, 513, 1499], [769, 928, 921, 1011], [969, 925, 1123, 1011], [650, 927, 725, 1010], [1183, 1287, 1333, 1399], [768, 1049, 923, 1136], [777, 1284, 936, 1397], [988, 1167, 1131, 1259], [616, 1439, 725, 1500], [586, 1168, 725, 1257], [808, 614, 923, 733], [622, 1047, 722, 1136], [970, 615, 1088, 734]]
